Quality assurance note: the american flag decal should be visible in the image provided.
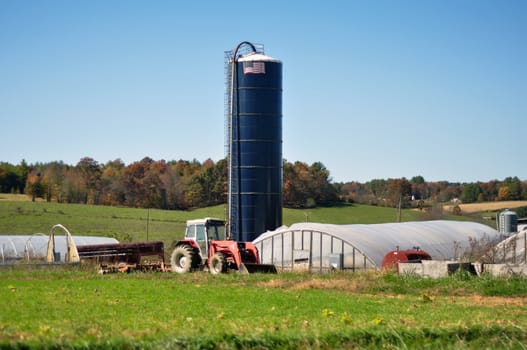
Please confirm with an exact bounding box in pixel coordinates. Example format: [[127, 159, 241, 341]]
[[243, 61, 265, 74]]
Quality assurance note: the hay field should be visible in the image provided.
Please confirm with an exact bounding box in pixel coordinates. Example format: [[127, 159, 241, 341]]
[[444, 201, 527, 214]]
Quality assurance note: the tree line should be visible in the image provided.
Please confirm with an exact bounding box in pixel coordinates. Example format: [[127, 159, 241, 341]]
[[336, 175, 527, 209], [0, 157, 338, 209], [1, 158, 525, 210]]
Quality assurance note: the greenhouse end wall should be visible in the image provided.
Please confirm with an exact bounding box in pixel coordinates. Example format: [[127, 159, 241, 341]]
[[255, 229, 376, 272]]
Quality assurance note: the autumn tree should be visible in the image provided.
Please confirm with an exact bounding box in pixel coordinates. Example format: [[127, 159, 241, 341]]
[[480, 180, 499, 202], [283, 160, 338, 208], [185, 159, 227, 208], [283, 161, 310, 208], [498, 177, 523, 200], [386, 178, 412, 208], [25, 169, 44, 201], [498, 186, 511, 201], [160, 162, 186, 209], [410, 175, 427, 200], [41, 161, 68, 202], [100, 159, 126, 206], [434, 182, 461, 203], [120, 157, 165, 208], [0, 162, 24, 193], [338, 181, 367, 203], [309, 162, 338, 206], [76, 157, 102, 204], [368, 179, 387, 203], [461, 183, 482, 203]]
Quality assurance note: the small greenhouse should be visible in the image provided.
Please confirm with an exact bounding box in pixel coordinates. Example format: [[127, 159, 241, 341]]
[[253, 220, 503, 272], [0, 234, 118, 264]]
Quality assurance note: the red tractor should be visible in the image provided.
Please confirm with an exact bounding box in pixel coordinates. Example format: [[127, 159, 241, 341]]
[[170, 218, 276, 274]]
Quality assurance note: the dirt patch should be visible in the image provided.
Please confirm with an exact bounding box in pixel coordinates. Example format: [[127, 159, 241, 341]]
[[468, 295, 527, 306], [257, 277, 368, 293], [449, 295, 527, 307], [289, 278, 362, 292], [257, 277, 527, 307], [0, 194, 45, 202]]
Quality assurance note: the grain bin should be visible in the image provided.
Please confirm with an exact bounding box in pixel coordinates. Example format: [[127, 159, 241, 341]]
[[497, 209, 518, 235], [225, 42, 283, 242]]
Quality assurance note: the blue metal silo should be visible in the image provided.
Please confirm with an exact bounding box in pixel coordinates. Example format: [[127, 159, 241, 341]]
[[225, 42, 283, 242]]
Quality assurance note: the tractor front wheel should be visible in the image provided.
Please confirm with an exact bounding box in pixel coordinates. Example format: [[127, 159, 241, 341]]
[[209, 253, 227, 275], [170, 245, 195, 273]]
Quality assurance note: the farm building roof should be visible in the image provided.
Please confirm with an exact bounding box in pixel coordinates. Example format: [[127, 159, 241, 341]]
[[253, 220, 503, 271]]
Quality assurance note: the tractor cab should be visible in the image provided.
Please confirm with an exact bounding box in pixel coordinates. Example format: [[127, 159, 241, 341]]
[[183, 218, 227, 257]]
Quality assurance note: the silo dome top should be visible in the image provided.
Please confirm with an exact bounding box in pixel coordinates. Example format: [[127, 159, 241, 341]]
[[237, 53, 281, 63]]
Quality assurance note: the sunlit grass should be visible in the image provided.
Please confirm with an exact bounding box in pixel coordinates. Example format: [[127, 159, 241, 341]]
[[1, 267, 526, 349], [0, 200, 429, 249]]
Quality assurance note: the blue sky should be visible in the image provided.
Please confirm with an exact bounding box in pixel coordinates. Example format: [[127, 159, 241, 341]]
[[1, 0, 525, 183]]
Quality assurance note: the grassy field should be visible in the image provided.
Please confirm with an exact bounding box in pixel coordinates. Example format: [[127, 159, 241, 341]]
[[0, 194, 427, 246], [1, 266, 526, 349], [1, 195, 526, 348]]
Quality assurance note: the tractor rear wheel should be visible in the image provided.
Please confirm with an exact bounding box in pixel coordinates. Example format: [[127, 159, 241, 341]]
[[209, 253, 227, 274], [170, 245, 195, 273]]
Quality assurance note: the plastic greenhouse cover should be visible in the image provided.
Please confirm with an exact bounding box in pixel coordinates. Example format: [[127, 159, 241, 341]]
[[253, 220, 502, 268], [494, 229, 527, 264], [0, 235, 118, 262]]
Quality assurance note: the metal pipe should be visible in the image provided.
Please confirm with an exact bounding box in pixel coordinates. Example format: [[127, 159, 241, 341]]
[[271, 235, 274, 265], [309, 231, 313, 272], [319, 232, 323, 272], [281, 232, 284, 270], [291, 229, 295, 271]]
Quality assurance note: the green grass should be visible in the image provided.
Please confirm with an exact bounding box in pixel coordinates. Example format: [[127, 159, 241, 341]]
[[0, 267, 526, 349], [283, 203, 424, 225], [0, 199, 226, 244], [0, 197, 523, 348], [0, 197, 492, 266], [0, 197, 430, 247]]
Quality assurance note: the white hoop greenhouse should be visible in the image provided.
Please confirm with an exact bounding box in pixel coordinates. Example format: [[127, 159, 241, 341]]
[[0, 235, 118, 264], [253, 220, 502, 272]]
